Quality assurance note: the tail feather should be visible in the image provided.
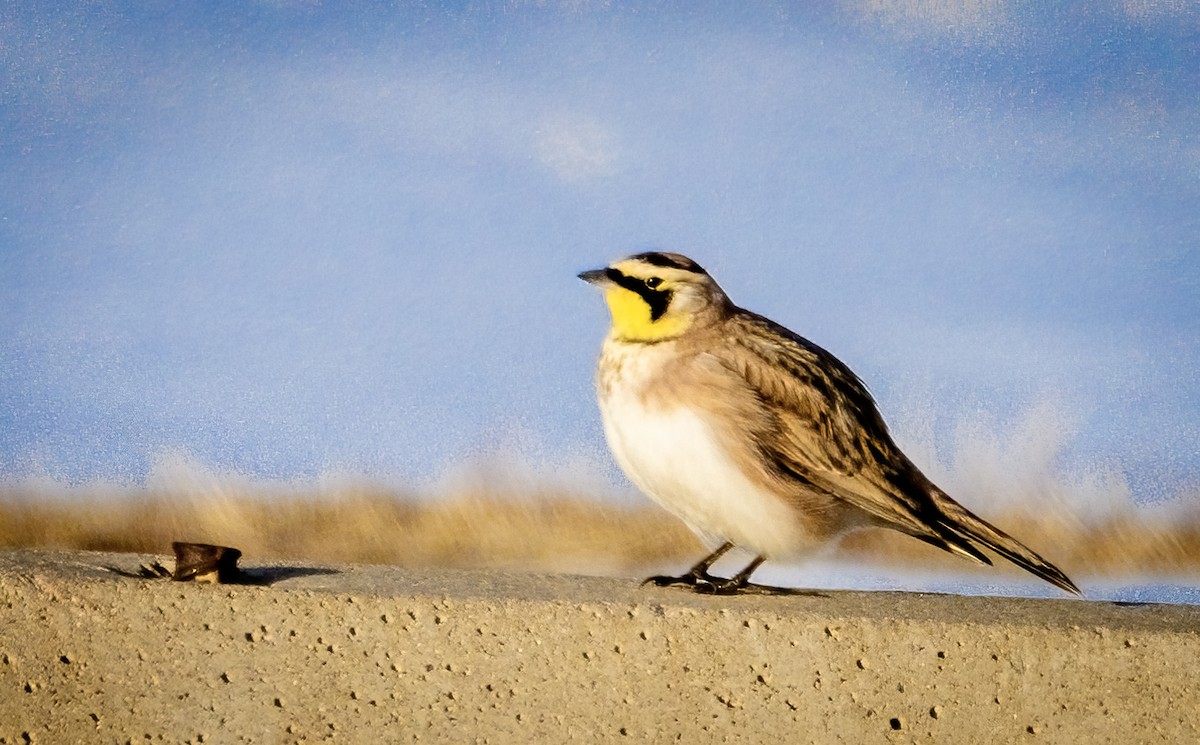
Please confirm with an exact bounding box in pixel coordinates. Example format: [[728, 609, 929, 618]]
[[927, 491, 1081, 596], [912, 530, 992, 567]]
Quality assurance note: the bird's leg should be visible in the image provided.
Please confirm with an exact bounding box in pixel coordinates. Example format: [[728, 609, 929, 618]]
[[702, 556, 766, 595], [643, 541, 734, 588]]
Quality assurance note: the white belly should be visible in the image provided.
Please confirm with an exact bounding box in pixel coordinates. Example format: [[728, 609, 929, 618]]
[[599, 391, 820, 560]]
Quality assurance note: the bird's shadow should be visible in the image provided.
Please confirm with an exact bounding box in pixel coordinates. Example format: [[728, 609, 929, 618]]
[[218, 565, 341, 586], [645, 579, 830, 598], [728, 583, 830, 597]]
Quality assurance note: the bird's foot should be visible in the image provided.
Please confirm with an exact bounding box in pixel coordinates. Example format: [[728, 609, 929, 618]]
[[642, 573, 699, 588], [643, 571, 749, 594], [642, 572, 828, 597], [642, 570, 723, 590], [694, 574, 752, 595]]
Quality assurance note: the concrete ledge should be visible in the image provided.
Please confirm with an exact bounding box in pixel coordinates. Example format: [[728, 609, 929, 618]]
[[1, 549, 1197, 743]]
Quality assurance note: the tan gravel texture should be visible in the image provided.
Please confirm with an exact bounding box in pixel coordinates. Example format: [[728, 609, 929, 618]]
[[1, 549, 1197, 744]]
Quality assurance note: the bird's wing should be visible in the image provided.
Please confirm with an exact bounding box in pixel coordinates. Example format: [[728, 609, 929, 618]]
[[693, 311, 1080, 590], [687, 312, 1078, 591], [703, 312, 939, 536]]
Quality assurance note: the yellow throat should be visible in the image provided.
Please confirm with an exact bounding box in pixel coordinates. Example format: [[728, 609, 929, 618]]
[[603, 285, 690, 342]]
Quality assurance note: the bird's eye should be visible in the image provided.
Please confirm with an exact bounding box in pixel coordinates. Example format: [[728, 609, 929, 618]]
[[645, 277, 663, 289]]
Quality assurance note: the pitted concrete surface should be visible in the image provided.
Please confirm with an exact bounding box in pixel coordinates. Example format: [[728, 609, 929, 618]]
[[0, 549, 1197, 743]]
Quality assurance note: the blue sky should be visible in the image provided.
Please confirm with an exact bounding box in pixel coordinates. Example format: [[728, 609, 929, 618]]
[[1, 1, 1197, 507]]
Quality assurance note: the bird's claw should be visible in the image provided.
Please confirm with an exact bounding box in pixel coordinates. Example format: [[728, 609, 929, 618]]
[[642, 573, 701, 588], [643, 571, 749, 594]]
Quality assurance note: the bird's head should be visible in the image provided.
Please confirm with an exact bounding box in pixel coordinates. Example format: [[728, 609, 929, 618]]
[[578, 252, 730, 342]]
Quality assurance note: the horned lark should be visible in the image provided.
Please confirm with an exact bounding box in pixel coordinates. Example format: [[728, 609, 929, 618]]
[[579, 251, 1080, 595]]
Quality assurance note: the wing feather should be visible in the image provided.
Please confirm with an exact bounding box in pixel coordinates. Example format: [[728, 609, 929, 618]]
[[702, 311, 945, 538]]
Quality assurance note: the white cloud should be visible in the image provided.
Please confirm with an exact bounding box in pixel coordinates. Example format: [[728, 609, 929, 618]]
[[1120, 0, 1200, 22], [505, 0, 613, 14], [843, 0, 1013, 43], [253, 0, 322, 7], [264, 69, 622, 185], [534, 112, 620, 182]]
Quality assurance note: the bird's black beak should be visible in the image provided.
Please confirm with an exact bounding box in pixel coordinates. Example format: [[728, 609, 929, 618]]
[[577, 268, 609, 286]]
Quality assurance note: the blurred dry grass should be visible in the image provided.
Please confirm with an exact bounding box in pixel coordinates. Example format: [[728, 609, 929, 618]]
[[1, 483, 1199, 579], [0, 485, 702, 575]]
